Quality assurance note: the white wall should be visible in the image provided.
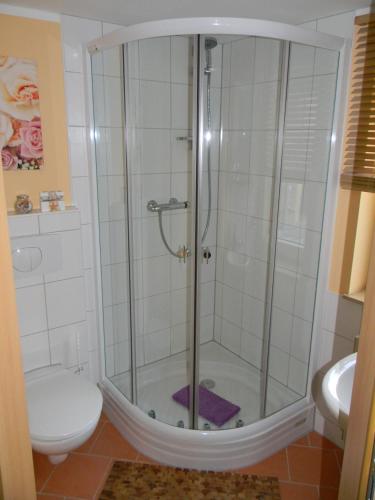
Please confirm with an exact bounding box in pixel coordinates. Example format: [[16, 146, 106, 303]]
[[9, 209, 92, 377]]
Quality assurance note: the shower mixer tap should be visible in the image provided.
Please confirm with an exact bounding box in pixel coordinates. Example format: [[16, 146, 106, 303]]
[[147, 197, 191, 261]]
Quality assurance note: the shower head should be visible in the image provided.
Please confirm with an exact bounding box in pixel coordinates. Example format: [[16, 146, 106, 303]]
[[205, 37, 218, 50], [204, 37, 217, 74]]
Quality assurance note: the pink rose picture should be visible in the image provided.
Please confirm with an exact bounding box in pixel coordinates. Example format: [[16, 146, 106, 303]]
[[0, 57, 44, 170]]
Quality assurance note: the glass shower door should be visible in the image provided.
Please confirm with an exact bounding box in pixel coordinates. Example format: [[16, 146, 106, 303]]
[[265, 42, 340, 415], [92, 45, 133, 402], [196, 35, 284, 430], [123, 35, 196, 428]]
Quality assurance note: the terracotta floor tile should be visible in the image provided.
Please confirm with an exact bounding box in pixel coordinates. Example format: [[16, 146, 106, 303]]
[[76, 413, 107, 454], [90, 422, 138, 460], [236, 449, 289, 481], [309, 432, 338, 450], [37, 495, 64, 500], [43, 453, 110, 499], [33, 452, 56, 492], [287, 445, 340, 488], [136, 452, 159, 464], [292, 435, 310, 447], [279, 481, 318, 499], [318, 487, 339, 499]]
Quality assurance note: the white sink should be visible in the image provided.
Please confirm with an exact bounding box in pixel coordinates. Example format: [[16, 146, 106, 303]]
[[322, 352, 357, 429]]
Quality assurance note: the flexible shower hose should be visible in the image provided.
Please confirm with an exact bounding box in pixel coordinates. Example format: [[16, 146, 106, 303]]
[[158, 44, 213, 259]]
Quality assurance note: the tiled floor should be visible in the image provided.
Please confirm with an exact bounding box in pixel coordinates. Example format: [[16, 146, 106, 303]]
[[34, 413, 342, 499]]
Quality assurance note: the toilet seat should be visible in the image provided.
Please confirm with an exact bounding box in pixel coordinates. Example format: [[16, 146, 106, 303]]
[[25, 365, 102, 442]]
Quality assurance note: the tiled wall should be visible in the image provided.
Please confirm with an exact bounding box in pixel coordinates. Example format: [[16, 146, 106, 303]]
[[299, 10, 364, 448], [213, 35, 339, 408], [61, 16, 126, 384], [268, 41, 339, 400], [214, 37, 281, 370], [9, 209, 90, 375], [93, 35, 222, 378]]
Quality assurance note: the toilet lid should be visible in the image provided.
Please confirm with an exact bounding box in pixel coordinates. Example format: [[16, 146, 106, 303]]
[[25, 365, 103, 442]]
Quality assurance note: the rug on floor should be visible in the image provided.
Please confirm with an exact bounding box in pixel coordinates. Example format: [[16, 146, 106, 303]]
[[100, 460, 281, 499]]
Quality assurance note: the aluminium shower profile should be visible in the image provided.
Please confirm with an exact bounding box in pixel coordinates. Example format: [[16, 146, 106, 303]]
[[259, 41, 290, 419]]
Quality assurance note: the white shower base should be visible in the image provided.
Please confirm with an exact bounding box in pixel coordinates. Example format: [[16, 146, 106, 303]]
[[110, 342, 299, 429], [102, 341, 315, 470]]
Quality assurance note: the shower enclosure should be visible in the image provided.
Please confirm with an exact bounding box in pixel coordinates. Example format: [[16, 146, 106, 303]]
[[89, 18, 345, 469]]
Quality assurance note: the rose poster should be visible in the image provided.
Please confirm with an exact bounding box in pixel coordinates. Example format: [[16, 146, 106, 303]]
[[0, 56, 43, 170]]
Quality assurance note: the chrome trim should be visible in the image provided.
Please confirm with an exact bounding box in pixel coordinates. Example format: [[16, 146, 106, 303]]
[[189, 35, 203, 430], [260, 41, 290, 419], [122, 44, 138, 406]]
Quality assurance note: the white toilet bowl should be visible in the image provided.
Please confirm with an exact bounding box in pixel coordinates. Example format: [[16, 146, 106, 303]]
[[25, 365, 103, 464]]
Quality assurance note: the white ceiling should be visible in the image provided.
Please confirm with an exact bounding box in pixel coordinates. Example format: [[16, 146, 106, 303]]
[[0, 0, 371, 26]]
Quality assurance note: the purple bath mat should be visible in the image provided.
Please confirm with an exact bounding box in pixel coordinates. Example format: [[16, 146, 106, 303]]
[[172, 385, 240, 427]]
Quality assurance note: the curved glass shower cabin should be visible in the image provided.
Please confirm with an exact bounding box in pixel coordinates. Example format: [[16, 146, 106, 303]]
[[90, 19, 342, 448]]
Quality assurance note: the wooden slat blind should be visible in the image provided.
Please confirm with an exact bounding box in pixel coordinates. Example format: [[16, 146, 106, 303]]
[[341, 14, 375, 192]]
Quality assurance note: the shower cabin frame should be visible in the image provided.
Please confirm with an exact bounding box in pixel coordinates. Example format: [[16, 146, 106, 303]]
[[86, 18, 350, 469]]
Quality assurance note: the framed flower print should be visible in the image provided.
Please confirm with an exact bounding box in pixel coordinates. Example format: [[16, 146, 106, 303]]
[[0, 56, 44, 170]]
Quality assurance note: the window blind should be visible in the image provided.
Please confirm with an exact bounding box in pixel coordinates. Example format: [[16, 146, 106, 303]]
[[341, 14, 375, 192]]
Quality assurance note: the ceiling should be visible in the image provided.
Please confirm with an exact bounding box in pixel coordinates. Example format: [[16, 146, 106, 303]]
[[0, 0, 371, 26]]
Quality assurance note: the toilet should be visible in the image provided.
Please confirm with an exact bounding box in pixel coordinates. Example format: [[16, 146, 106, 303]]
[[25, 364, 103, 464]]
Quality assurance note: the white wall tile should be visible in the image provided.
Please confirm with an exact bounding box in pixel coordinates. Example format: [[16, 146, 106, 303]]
[[250, 130, 276, 176], [241, 331, 262, 368], [294, 274, 316, 322], [65, 72, 86, 126], [228, 84, 252, 129], [39, 210, 81, 233], [8, 214, 39, 238], [270, 307, 293, 353], [272, 268, 296, 313], [49, 321, 89, 368], [44, 230, 83, 282], [269, 346, 289, 385], [144, 329, 171, 363], [171, 84, 192, 129], [143, 293, 170, 334], [16, 284, 47, 336], [72, 177, 92, 224], [104, 76, 123, 127], [254, 38, 281, 83], [61, 15, 101, 73], [140, 37, 171, 82], [68, 127, 89, 177], [81, 223, 95, 269], [288, 357, 308, 395], [171, 322, 189, 354], [316, 329, 354, 373], [289, 44, 315, 78], [143, 255, 170, 296], [103, 47, 121, 78], [140, 81, 171, 128], [45, 277, 86, 329], [230, 38, 255, 86], [140, 129, 171, 174], [242, 294, 265, 338], [220, 318, 241, 355], [252, 81, 279, 130], [291, 317, 311, 363], [21, 332, 50, 372], [171, 36, 192, 84]]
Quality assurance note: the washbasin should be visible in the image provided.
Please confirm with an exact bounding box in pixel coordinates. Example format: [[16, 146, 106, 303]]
[[322, 352, 357, 429]]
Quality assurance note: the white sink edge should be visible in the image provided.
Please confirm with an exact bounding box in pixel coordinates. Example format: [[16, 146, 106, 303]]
[[322, 352, 357, 428]]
